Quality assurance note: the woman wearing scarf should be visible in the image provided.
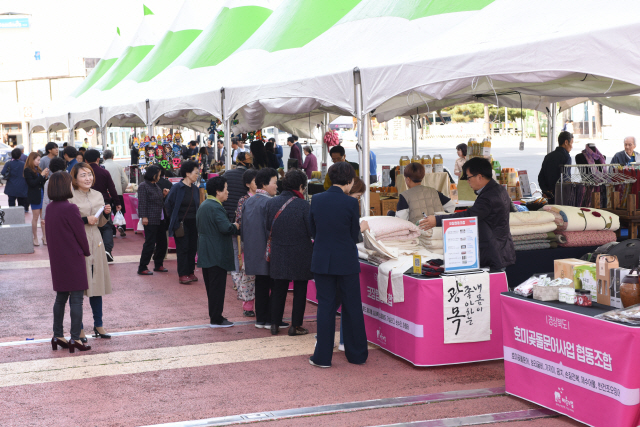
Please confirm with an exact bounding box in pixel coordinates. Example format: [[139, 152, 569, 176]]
[[265, 170, 313, 336]]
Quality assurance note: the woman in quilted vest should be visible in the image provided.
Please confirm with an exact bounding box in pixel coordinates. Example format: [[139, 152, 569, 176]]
[[395, 162, 454, 224]]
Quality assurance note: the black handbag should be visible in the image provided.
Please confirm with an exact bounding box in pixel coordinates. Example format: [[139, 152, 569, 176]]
[[174, 187, 193, 238]]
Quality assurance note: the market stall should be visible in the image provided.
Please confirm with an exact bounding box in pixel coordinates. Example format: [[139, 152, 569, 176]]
[[502, 292, 640, 427]]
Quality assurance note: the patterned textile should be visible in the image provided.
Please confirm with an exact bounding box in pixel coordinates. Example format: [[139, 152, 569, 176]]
[[515, 242, 551, 251], [514, 239, 549, 245], [542, 205, 620, 232], [233, 264, 255, 302], [235, 193, 251, 228], [557, 230, 617, 247]]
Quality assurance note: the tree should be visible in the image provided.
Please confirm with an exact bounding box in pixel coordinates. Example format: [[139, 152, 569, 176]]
[[443, 103, 526, 123]]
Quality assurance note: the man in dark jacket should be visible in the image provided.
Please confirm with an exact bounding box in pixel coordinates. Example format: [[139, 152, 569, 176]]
[[85, 149, 120, 263], [221, 152, 251, 278], [538, 131, 573, 202], [420, 157, 515, 272]]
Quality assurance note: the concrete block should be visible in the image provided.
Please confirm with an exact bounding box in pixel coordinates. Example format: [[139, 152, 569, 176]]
[[0, 224, 34, 255], [0, 206, 25, 225]]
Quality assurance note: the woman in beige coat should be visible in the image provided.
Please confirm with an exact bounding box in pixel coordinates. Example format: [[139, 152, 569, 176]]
[[70, 163, 113, 342]]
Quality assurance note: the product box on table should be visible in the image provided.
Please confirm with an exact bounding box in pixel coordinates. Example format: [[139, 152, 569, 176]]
[[596, 255, 619, 306], [369, 191, 381, 216], [554, 258, 591, 281], [573, 264, 597, 301], [609, 267, 631, 308], [380, 197, 398, 216]]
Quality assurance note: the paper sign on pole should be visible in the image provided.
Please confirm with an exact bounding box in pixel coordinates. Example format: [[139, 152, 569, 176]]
[[519, 170, 533, 198], [443, 273, 491, 344], [442, 217, 479, 273]]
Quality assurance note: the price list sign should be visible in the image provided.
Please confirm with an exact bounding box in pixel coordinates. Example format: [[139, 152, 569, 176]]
[[442, 217, 479, 273]]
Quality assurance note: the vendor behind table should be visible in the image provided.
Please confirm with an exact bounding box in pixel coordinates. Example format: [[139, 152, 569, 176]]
[[420, 157, 515, 272], [537, 131, 573, 203]]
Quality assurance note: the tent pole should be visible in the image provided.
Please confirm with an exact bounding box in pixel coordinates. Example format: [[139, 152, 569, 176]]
[[221, 88, 232, 168], [321, 113, 328, 179], [99, 106, 107, 151], [411, 112, 418, 158], [68, 113, 74, 145], [354, 68, 370, 217], [27, 123, 32, 152], [550, 103, 557, 153], [146, 99, 154, 138]]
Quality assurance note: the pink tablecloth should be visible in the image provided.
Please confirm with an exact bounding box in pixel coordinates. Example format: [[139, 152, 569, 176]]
[[305, 262, 507, 366], [502, 293, 640, 427], [122, 193, 138, 230]]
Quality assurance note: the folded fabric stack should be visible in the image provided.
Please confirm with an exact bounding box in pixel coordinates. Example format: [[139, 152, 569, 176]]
[[542, 205, 619, 247], [509, 211, 557, 236], [512, 232, 567, 251], [418, 227, 444, 255], [365, 216, 421, 242]]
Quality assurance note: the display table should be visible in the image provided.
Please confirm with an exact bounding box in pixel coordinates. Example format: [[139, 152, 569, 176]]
[[505, 246, 599, 288], [306, 261, 508, 366], [501, 292, 640, 427], [122, 193, 139, 230]]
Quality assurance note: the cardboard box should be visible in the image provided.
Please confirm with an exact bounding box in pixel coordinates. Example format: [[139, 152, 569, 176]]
[[596, 255, 619, 306], [610, 268, 631, 309], [380, 197, 398, 216], [554, 258, 591, 281], [369, 191, 381, 216], [574, 264, 597, 301]]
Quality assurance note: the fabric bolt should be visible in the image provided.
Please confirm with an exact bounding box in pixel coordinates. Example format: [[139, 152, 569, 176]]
[[509, 211, 555, 226], [514, 242, 552, 251], [510, 222, 558, 236], [422, 239, 443, 249], [421, 227, 443, 240], [511, 232, 551, 242], [69, 188, 112, 297], [557, 230, 617, 247], [543, 205, 620, 232], [378, 230, 420, 242]]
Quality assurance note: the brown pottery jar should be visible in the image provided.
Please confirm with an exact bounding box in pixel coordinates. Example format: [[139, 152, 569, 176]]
[[621, 270, 640, 308]]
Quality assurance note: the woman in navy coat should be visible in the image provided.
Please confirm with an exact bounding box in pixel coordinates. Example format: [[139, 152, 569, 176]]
[[1, 148, 28, 211], [45, 172, 92, 353], [309, 162, 369, 368]]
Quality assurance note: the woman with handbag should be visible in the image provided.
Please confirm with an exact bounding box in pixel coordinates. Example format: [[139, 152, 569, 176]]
[[234, 169, 258, 317], [266, 170, 313, 336], [137, 165, 169, 275], [1, 148, 28, 212], [165, 160, 201, 284], [69, 162, 113, 342], [24, 152, 50, 246]]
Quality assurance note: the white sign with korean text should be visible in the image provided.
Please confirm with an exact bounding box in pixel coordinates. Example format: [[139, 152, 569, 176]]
[[443, 273, 490, 344]]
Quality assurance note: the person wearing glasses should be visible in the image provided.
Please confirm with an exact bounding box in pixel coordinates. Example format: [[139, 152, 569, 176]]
[[419, 157, 515, 272]]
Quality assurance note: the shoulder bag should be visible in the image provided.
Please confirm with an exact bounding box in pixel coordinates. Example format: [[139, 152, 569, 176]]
[[265, 197, 296, 261], [173, 186, 193, 238]]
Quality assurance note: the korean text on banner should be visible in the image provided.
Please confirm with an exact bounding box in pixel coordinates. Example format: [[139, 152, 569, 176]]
[[442, 217, 479, 273], [443, 272, 491, 344]]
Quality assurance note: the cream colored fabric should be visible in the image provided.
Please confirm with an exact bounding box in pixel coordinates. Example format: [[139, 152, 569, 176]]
[[377, 256, 414, 304], [70, 188, 112, 297], [401, 185, 444, 224], [509, 211, 556, 226], [510, 222, 558, 236], [396, 172, 451, 196]]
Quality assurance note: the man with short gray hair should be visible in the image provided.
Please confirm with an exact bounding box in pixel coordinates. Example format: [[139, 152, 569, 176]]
[[103, 149, 129, 236], [611, 136, 639, 166]]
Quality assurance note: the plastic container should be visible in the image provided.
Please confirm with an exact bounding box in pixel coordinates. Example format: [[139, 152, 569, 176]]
[[482, 137, 492, 157], [421, 155, 432, 173], [576, 290, 593, 307], [411, 154, 421, 164], [467, 138, 477, 158], [399, 156, 410, 176], [565, 288, 576, 304], [433, 154, 444, 173]]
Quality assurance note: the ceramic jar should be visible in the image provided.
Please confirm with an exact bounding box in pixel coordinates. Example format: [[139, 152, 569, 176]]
[[621, 270, 640, 308]]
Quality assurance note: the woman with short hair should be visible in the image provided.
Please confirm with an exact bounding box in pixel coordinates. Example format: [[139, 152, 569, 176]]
[[24, 152, 50, 246], [42, 157, 68, 222], [196, 176, 239, 328], [46, 171, 92, 353], [165, 160, 201, 284], [137, 165, 169, 275], [69, 162, 113, 341], [301, 146, 318, 179], [266, 169, 313, 336]]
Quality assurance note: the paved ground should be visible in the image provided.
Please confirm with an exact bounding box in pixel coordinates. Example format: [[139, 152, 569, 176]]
[[0, 190, 586, 427]]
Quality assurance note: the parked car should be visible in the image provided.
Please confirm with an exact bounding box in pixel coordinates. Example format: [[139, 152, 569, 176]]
[[0, 142, 12, 163]]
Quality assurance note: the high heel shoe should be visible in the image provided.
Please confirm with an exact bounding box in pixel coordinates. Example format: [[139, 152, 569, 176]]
[[42, 238, 47, 246], [51, 337, 69, 350], [68, 339, 91, 353], [79, 329, 88, 343], [33, 238, 40, 247], [93, 327, 111, 339]]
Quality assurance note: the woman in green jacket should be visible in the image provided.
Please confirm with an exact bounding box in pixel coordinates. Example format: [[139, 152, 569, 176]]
[[196, 176, 239, 328]]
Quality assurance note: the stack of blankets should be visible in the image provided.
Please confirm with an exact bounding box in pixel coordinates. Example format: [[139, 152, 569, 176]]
[[418, 227, 443, 255], [542, 205, 619, 247], [509, 211, 559, 251]]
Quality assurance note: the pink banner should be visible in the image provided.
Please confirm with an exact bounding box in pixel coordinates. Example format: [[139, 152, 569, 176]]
[[122, 193, 138, 230], [502, 294, 640, 426]]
